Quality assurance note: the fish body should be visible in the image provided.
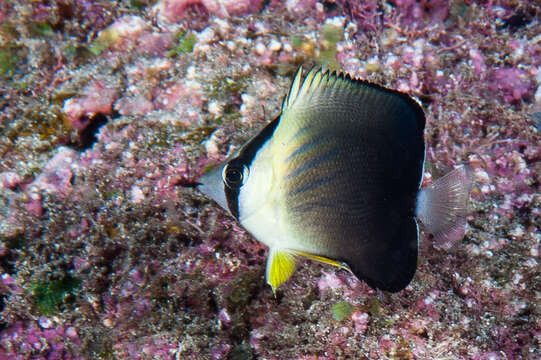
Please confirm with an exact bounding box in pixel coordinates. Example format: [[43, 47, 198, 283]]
[[199, 68, 471, 292]]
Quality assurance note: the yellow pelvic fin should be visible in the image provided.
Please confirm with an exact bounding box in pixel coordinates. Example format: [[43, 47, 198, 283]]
[[291, 250, 352, 273], [266, 248, 297, 293]]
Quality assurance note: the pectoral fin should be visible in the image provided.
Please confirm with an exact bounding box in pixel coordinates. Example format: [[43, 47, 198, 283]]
[[416, 165, 473, 250], [266, 248, 296, 293]]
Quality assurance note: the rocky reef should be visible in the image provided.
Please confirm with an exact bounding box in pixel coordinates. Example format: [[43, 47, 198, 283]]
[[0, 0, 539, 359]]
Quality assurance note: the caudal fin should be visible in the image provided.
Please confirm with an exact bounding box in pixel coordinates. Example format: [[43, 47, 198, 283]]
[[415, 165, 473, 250]]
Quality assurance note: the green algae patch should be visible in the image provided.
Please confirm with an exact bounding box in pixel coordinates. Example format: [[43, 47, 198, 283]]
[[104, 189, 122, 201], [290, 34, 305, 49], [29, 276, 81, 315], [289, 24, 343, 70], [318, 24, 342, 70], [0, 47, 19, 76], [88, 39, 112, 56], [28, 21, 54, 38], [129, 0, 153, 10], [87, 26, 118, 56], [167, 31, 196, 57], [332, 301, 353, 321], [366, 297, 382, 317]]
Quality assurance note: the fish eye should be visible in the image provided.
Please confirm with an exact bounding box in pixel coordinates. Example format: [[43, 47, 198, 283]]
[[222, 164, 249, 188]]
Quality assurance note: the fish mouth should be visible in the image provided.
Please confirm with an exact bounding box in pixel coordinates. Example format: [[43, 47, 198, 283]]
[[197, 164, 229, 211]]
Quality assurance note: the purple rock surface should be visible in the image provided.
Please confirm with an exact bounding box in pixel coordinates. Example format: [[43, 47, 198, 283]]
[[0, 0, 539, 359]]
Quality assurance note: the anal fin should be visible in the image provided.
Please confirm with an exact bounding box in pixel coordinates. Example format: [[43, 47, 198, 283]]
[[266, 248, 296, 293], [291, 250, 352, 273]]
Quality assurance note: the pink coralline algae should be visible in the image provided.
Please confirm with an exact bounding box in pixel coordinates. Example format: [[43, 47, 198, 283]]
[[63, 81, 118, 131], [96, 15, 174, 55], [113, 337, 177, 360], [285, 0, 318, 15], [351, 311, 369, 334], [16, 147, 79, 216], [1, 274, 22, 296], [0, 320, 82, 360], [392, 0, 450, 27], [469, 48, 487, 77], [97, 15, 151, 48], [30, 147, 78, 198], [152, 79, 205, 127], [487, 67, 535, 104], [156, 0, 265, 22], [0, 0, 539, 359], [114, 60, 204, 124], [0, 172, 21, 191]]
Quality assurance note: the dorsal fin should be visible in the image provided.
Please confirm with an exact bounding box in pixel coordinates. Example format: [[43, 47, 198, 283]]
[[282, 66, 305, 111], [280, 67, 425, 135], [282, 67, 331, 113], [281, 67, 354, 113]]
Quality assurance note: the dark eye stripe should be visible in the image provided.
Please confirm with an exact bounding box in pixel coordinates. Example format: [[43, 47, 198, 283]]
[[225, 185, 240, 219], [223, 116, 281, 219]]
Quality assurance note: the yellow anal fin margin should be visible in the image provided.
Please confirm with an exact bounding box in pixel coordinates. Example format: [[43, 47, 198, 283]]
[[291, 250, 352, 273], [266, 248, 296, 294]]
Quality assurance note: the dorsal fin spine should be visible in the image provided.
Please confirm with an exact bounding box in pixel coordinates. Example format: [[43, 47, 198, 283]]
[[283, 66, 304, 111], [282, 67, 360, 115]]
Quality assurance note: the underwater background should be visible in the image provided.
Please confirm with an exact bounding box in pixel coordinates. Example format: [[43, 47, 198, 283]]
[[0, 0, 539, 359]]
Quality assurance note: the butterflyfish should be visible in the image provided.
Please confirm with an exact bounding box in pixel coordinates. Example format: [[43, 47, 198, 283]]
[[199, 67, 472, 293]]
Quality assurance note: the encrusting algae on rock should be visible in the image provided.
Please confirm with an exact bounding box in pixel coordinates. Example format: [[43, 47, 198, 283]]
[[0, 0, 539, 358]]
